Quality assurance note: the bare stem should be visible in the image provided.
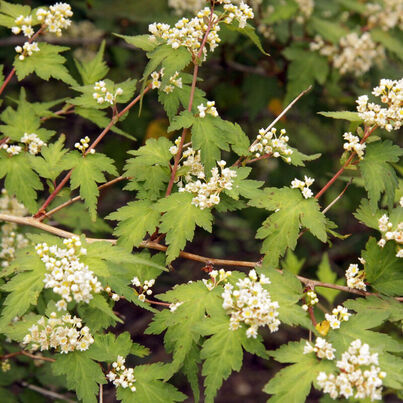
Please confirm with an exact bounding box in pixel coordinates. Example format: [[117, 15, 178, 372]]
[[2, 213, 403, 301], [21, 382, 76, 403]]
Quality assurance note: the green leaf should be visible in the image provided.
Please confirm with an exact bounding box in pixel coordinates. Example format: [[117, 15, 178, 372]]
[[250, 188, 327, 267], [75, 40, 109, 85], [371, 29, 403, 61], [124, 137, 172, 200], [264, 340, 334, 403], [0, 252, 45, 330], [262, 0, 298, 23], [283, 47, 328, 103], [308, 17, 348, 43], [362, 237, 403, 296], [115, 33, 159, 52], [288, 147, 321, 167], [52, 351, 106, 403], [167, 110, 195, 132], [318, 111, 363, 122], [146, 281, 222, 378], [199, 313, 267, 403], [14, 43, 76, 86], [116, 363, 186, 403], [315, 253, 343, 304], [337, 0, 367, 13], [359, 140, 402, 210], [30, 135, 70, 182], [0, 88, 54, 142], [281, 250, 305, 275], [224, 167, 263, 201], [225, 22, 269, 55], [264, 269, 311, 329], [64, 152, 118, 219], [353, 198, 382, 229], [0, 154, 42, 212], [345, 295, 403, 324], [87, 332, 135, 362], [107, 200, 161, 249], [157, 192, 213, 263], [0, 1, 30, 28]]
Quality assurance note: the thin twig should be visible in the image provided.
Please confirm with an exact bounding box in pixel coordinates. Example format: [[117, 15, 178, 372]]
[[39, 175, 128, 221], [322, 179, 352, 215], [21, 381, 77, 403], [1, 213, 403, 301], [99, 384, 103, 403], [20, 350, 56, 362], [40, 104, 75, 122], [34, 85, 152, 218]]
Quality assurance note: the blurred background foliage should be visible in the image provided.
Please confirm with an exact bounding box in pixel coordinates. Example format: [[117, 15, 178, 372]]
[[0, 0, 402, 401]]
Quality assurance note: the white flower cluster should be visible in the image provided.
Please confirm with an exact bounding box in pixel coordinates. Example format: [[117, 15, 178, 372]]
[[197, 101, 218, 118], [378, 214, 403, 258], [365, 0, 403, 31], [345, 258, 367, 290], [0, 189, 29, 268], [325, 305, 351, 329], [301, 289, 319, 311], [131, 277, 155, 302], [222, 269, 279, 338], [22, 312, 94, 353], [356, 78, 403, 132], [1, 144, 21, 156], [294, 0, 314, 23], [74, 136, 94, 154], [178, 159, 237, 209], [310, 33, 384, 76], [15, 42, 40, 61], [203, 268, 232, 291], [106, 356, 136, 391], [35, 236, 102, 311], [168, 0, 261, 16], [1, 359, 11, 373], [291, 176, 315, 199], [304, 337, 335, 360], [150, 69, 183, 93], [343, 132, 366, 160], [149, 2, 253, 59], [92, 81, 123, 105], [36, 3, 73, 37], [317, 339, 386, 401], [21, 133, 46, 155], [250, 127, 293, 163], [104, 286, 121, 302], [11, 15, 34, 37]]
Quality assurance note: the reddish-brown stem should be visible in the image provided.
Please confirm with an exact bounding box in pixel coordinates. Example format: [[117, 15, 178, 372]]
[[315, 126, 376, 200], [308, 305, 317, 326], [40, 104, 74, 122], [246, 152, 272, 165], [165, 5, 216, 197], [145, 298, 171, 307], [34, 86, 151, 218], [1, 350, 55, 363], [0, 27, 44, 97], [38, 175, 128, 221], [0, 137, 9, 147]]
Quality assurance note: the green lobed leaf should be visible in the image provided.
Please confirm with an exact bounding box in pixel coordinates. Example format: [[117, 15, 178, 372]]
[[107, 200, 161, 249], [359, 140, 402, 210], [249, 188, 327, 267], [288, 147, 321, 167], [63, 152, 118, 220], [224, 167, 263, 201], [225, 22, 269, 55], [0, 1, 31, 28], [75, 40, 109, 85], [362, 237, 403, 296], [316, 253, 343, 304], [0, 153, 43, 213], [157, 192, 213, 263], [14, 43, 77, 86], [281, 250, 305, 275], [167, 110, 195, 132], [353, 198, 382, 229], [52, 351, 106, 403]]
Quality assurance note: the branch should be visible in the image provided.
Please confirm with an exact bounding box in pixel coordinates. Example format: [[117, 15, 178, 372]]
[[34, 85, 152, 218], [1, 213, 403, 301], [39, 175, 128, 221], [21, 382, 76, 403]]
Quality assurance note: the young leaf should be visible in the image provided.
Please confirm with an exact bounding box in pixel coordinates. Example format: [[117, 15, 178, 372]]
[[75, 40, 109, 85], [362, 237, 403, 296], [225, 22, 269, 55], [63, 152, 118, 219], [157, 192, 213, 263], [0, 1, 31, 28], [288, 147, 321, 167], [30, 135, 70, 182], [359, 140, 402, 210], [116, 363, 186, 403], [318, 111, 363, 122], [0, 154, 42, 212], [52, 351, 106, 403], [167, 110, 195, 132], [115, 33, 159, 52], [249, 188, 327, 267], [87, 332, 135, 362], [316, 253, 343, 304], [353, 198, 382, 229], [14, 43, 77, 86], [264, 340, 334, 403], [107, 200, 160, 249], [281, 250, 305, 275], [224, 167, 263, 201]]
